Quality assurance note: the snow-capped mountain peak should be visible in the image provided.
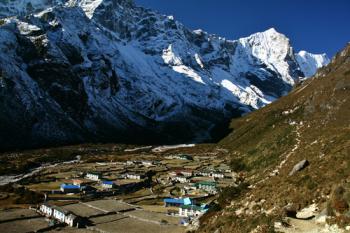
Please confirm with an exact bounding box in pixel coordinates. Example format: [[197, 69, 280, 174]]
[[238, 28, 297, 85], [0, 0, 330, 148], [295, 50, 330, 77], [67, 0, 104, 19]]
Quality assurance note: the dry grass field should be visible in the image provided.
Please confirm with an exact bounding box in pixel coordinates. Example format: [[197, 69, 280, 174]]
[[90, 215, 185, 233], [0, 218, 48, 233], [0, 208, 39, 222]]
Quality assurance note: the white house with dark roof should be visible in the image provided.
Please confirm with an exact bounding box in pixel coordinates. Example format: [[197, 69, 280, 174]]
[[65, 213, 79, 227], [85, 172, 101, 181], [210, 172, 224, 179], [40, 203, 53, 217], [53, 206, 67, 222], [179, 205, 208, 217], [125, 173, 145, 180], [171, 174, 189, 183], [39, 203, 81, 227]]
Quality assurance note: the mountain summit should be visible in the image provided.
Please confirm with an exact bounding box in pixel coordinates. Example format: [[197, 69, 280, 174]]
[[0, 0, 329, 149]]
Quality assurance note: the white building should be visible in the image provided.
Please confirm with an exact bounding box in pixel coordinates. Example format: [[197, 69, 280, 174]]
[[86, 172, 101, 181], [211, 172, 224, 179], [179, 205, 208, 217], [141, 161, 154, 166], [39, 204, 80, 227], [65, 214, 79, 227], [53, 207, 67, 223], [40, 203, 53, 217], [125, 173, 145, 180], [198, 170, 224, 179], [173, 176, 189, 183]]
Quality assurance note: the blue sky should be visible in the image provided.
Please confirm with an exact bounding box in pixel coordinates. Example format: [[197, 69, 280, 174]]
[[134, 0, 350, 57]]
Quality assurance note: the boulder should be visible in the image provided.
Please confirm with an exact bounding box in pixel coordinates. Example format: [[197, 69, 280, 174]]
[[296, 203, 319, 219], [289, 159, 309, 176]]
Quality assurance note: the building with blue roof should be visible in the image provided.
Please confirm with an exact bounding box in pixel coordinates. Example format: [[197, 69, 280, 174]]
[[101, 180, 116, 189], [163, 197, 192, 207], [60, 184, 80, 193]]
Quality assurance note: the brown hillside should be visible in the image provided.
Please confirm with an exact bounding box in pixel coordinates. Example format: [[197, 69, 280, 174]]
[[198, 43, 350, 233]]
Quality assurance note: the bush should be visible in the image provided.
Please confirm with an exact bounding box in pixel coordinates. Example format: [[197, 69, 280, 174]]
[[327, 185, 350, 216], [217, 183, 249, 208], [333, 199, 349, 213], [14, 189, 44, 204], [229, 158, 247, 172], [160, 219, 168, 225]]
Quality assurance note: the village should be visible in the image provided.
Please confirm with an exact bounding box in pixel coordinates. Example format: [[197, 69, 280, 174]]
[[0, 145, 240, 233]]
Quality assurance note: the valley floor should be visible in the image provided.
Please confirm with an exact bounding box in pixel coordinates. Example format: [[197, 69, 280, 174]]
[[0, 143, 234, 233]]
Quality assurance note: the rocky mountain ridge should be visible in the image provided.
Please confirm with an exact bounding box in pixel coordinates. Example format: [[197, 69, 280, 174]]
[[0, 0, 329, 149]]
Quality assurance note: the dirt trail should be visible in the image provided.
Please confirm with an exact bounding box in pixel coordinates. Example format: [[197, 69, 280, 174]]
[[276, 218, 346, 233]]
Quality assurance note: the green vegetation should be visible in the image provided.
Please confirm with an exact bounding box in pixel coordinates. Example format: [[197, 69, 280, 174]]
[[0, 184, 44, 205], [229, 158, 246, 172], [217, 183, 249, 208]]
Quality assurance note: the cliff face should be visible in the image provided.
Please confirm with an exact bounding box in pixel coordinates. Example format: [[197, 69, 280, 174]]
[[0, 0, 329, 149]]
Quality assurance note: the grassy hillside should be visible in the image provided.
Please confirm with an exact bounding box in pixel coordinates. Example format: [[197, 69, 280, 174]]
[[198, 44, 350, 233]]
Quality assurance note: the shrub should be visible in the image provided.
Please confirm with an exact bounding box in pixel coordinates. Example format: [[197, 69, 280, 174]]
[[229, 158, 247, 172], [217, 183, 249, 208], [333, 199, 349, 214], [13, 187, 44, 204], [327, 185, 350, 216], [160, 219, 168, 225]]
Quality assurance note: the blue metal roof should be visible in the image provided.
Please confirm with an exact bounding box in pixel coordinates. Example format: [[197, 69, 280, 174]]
[[60, 184, 80, 189], [102, 181, 114, 185], [164, 197, 192, 205]]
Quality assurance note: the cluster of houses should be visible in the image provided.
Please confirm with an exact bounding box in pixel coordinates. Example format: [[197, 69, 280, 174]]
[[163, 197, 209, 218], [39, 203, 82, 227], [165, 154, 194, 161], [29, 154, 239, 230], [59, 172, 114, 194], [167, 168, 231, 194], [170, 169, 227, 181], [59, 170, 150, 194], [194, 181, 217, 194]]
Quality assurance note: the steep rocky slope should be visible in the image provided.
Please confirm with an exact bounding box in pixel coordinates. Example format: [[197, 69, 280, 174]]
[[198, 44, 350, 233], [0, 0, 329, 149]]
